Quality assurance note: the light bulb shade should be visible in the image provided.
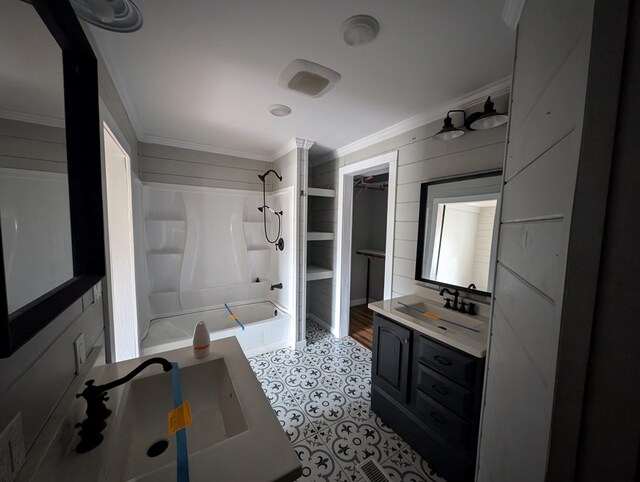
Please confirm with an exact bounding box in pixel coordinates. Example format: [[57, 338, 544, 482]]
[[468, 96, 508, 130], [71, 0, 143, 32], [433, 115, 465, 141]]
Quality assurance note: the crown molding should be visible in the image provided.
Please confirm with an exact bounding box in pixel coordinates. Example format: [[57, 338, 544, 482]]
[[141, 134, 271, 162], [0, 109, 65, 128], [271, 137, 315, 161], [295, 138, 315, 150], [84, 26, 144, 139], [314, 76, 511, 167], [502, 0, 526, 30]]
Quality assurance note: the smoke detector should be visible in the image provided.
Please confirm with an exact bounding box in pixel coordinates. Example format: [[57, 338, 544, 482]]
[[340, 15, 380, 47], [279, 59, 341, 98], [70, 0, 143, 32]]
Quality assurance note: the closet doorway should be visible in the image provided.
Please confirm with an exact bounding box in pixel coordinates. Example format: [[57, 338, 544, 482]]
[[335, 152, 397, 342], [348, 171, 389, 349]]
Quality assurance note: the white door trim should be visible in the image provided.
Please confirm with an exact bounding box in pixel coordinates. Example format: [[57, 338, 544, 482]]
[[334, 151, 398, 338]]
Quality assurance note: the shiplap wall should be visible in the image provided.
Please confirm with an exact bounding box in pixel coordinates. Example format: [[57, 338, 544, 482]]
[[477, 0, 596, 480], [0, 288, 104, 454], [0, 119, 66, 173], [307, 95, 507, 330], [139, 142, 272, 191]]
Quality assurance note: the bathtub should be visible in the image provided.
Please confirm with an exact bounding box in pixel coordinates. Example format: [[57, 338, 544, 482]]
[[140, 301, 293, 357]]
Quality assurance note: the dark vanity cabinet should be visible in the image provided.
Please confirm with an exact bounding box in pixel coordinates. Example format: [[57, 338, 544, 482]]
[[372, 313, 485, 482]]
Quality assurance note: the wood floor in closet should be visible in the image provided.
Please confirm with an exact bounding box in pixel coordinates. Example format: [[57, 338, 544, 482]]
[[349, 304, 373, 350]]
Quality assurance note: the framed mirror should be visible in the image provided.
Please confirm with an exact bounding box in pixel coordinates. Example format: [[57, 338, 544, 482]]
[[0, 0, 105, 357], [415, 170, 502, 296]]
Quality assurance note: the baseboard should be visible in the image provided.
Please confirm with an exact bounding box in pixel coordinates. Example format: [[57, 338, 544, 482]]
[[243, 339, 290, 358], [350, 298, 367, 307], [307, 313, 337, 336]]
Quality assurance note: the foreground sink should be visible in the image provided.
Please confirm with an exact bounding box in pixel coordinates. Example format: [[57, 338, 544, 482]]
[[24, 337, 301, 482], [395, 301, 483, 332], [110, 358, 248, 481]]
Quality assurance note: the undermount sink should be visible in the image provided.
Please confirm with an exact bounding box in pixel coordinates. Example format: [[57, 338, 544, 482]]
[[109, 358, 247, 481], [395, 301, 483, 332]]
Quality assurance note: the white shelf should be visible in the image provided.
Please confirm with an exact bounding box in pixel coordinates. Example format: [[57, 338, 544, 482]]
[[308, 187, 335, 198], [307, 264, 333, 281], [145, 218, 186, 223], [307, 231, 334, 241], [147, 249, 184, 255]]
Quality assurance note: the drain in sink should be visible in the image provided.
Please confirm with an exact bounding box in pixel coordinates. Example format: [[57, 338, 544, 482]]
[[147, 439, 169, 457]]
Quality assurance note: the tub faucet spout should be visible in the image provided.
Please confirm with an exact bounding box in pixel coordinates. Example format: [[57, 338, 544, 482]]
[[270, 283, 283, 290]]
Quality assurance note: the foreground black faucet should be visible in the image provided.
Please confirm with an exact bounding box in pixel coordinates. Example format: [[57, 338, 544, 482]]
[[270, 283, 283, 290], [75, 357, 173, 453]]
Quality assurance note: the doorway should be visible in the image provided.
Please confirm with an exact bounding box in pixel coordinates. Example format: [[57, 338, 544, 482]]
[[103, 124, 138, 361], [348, 171, 389, 349], [335, 151, 397, 340]]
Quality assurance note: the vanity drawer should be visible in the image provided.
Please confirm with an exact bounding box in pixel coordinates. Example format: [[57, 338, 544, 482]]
[[416, 365, 475, 421], [415, 390, 474, 451], [417, 336, 478, 389]]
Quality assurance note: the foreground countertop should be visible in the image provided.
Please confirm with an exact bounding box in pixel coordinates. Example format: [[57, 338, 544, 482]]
[[24, 337, 301, 482], [368, 295, 489, 358]]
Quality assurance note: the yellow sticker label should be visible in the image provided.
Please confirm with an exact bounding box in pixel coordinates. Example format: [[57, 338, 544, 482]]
[[229, 314, 238, 320], [168, 402, 192, 436]]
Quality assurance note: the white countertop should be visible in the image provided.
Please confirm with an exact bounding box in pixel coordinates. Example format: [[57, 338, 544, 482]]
[[23, 337, 301, 482], [368, 294, 489, 358]]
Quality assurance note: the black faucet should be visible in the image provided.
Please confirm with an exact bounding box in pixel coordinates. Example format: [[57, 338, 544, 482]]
[[439, 288, 460, 311], [270, 283, 283, 290], [75, 357, 173, 453]]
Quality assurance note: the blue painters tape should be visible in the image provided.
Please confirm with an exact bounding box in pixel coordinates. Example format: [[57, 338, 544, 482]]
[[171, 362, 190, 482], [224, 303, 245, 330]]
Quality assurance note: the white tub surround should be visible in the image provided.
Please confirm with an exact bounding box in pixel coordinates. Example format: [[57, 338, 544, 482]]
[[21, 338, 301, 482], [138, 182, 296, 351], [141, 301, 292, 357], [368, 293, 489, 357]]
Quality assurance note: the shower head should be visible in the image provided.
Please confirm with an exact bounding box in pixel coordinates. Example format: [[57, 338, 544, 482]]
[[258, 170, 283, 183]]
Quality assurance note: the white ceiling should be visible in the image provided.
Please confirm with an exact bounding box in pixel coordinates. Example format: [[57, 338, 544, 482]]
[[0, 1, 515, 160], [91, 0, 515, 160]]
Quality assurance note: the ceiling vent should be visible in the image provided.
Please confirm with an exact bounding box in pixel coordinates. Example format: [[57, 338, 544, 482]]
[[279, 59, 341, 98]]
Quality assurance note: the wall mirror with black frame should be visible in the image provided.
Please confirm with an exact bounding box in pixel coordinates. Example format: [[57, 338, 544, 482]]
[[0, 0, 105, 357], [415, 171, 502, 296]]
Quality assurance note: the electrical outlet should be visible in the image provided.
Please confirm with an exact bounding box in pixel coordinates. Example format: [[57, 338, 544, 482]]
[[74, 333, 86, 374], [0, 413, 25, 482]]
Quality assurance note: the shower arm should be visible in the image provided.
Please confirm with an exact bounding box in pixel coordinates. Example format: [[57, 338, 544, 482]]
[[258, 169, 283, 183]]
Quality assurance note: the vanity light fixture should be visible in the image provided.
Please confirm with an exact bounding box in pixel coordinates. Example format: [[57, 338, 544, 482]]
[[465, 96, 509, 130], [433, 110, 467, 141], [433, 97, 509, 141]]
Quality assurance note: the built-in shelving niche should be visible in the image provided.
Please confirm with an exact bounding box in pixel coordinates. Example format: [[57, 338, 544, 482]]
[[305, 187, 336, 282]]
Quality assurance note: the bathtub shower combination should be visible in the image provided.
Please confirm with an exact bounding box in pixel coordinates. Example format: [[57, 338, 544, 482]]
[[141, 301, 292, 357], [137, 173, 295, 357]]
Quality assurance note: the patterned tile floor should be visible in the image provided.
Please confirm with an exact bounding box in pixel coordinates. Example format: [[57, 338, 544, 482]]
[[248, 320, 445, 482]]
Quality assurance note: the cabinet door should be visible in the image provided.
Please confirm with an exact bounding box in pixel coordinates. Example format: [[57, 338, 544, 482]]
[[372, 314, 411, 403]]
